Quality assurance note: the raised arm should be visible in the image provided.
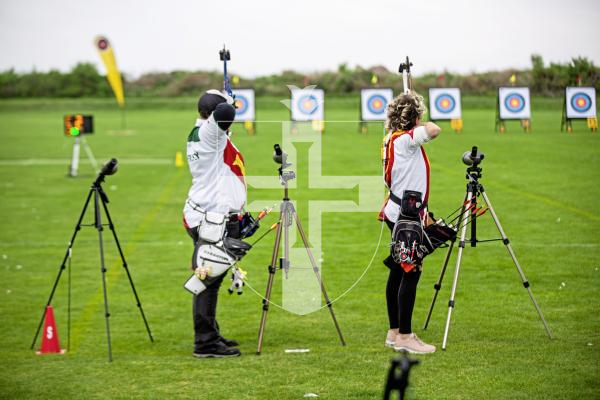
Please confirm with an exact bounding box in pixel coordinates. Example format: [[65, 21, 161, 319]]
[[202, 102, 236, 146], [423, 121, 441, 139], [213, 102, 236, 131], [406, 122, 442, 149]]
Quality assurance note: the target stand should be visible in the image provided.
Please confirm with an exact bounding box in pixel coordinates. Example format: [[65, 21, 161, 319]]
[[290, 88, 325, 134], [561, 87, 597, 133], [495, 87, 531, 133], [428, 88, 463, 133], [359, 88, 393, 134]]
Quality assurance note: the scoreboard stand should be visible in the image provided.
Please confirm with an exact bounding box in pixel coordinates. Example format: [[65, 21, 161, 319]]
[[64, 115, 98, 177]]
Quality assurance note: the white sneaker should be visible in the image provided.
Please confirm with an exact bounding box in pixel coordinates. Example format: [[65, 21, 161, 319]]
[[394, 333, 436, 354], [385, 329, 398, 348]]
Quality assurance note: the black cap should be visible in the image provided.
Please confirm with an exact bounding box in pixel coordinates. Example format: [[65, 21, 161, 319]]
[[198, 90, 228, 117]]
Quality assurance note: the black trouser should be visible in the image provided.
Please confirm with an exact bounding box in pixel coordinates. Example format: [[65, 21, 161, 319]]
[[385, 220, 422, 334], [187, 226, 227, 351]]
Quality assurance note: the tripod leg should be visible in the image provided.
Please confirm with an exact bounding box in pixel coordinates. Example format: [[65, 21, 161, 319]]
[[423, 239, 455, 330], [424, 195, 469, 330], [94, 190, 113, 362], [67, 249, 72, 352], [283, 202, 291, 278], [257, 218, 283, 354], [31, 188, 94, 350], [293, 212, 346, 346], [81, 136, 99, 173], [442, 191, 474, 350], [99, 197, 154, 342], [480, 190, 553, 339]]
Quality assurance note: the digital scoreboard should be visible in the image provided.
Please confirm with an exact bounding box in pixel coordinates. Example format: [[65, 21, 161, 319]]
[[64, 115, 94, 137]]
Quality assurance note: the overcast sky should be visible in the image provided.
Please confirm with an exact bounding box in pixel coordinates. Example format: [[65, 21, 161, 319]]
[[1, 0, 599, 78]]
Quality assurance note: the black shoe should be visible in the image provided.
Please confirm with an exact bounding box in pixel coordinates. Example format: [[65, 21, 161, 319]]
[[220, 337, 239, 347], [193, 343, 241, 358]]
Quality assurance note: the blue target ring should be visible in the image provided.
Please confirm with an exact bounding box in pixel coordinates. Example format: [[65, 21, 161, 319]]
[[504, 93, 526, 113], [434, 94, 456, 114], [235, 95, 249, 115], [297, 95, 319, 115], [571, 92, 592, 113], [367, 94, 387, 114]]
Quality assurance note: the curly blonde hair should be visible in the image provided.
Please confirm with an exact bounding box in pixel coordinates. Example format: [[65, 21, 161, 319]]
[[385, 92, 427, 132]]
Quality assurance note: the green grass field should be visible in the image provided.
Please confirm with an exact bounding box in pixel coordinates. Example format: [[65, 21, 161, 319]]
[[0, 96, 599, 399]]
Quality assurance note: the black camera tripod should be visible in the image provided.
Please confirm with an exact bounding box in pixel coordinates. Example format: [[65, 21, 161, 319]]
[[383, 356, 420, 400], [31, 159, 153, 361], [256, 146, 346, 354], [422, 150, 552, 350]]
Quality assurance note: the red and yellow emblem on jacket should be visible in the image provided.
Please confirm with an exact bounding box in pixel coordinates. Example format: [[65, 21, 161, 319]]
[[223, 138, 246, 185]]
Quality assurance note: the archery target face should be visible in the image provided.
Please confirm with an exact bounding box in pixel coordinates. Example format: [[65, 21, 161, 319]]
[[291, 89, 324, 121], [499, 87, 531, 119], [232, 89, 255, 120], [566, 87, 596, 118], [361, 88, 393, 121], [429, 88, 462, 120]]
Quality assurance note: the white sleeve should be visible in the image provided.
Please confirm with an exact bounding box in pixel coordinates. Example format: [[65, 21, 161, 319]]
[[407, 126, 431, 150], [200, 114, 228, 148]]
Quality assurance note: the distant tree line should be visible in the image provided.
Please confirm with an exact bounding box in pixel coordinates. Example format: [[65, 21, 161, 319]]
[[0, 55, 597, 98]]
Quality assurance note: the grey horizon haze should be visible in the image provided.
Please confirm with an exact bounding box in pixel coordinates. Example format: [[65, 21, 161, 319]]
[[0, 0, 599, 78]]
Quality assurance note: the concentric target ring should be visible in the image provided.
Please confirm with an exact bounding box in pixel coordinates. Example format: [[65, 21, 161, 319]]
[[434, 94, 456, 114], [367, 94, 387, 115], [504, 93, 526, 113], [297, 95, 319, 115], [571, 92, 592, 113], [235, 95, 248, 115]]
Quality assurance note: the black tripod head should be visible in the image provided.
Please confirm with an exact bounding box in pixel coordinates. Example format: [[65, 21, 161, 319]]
[[462, 146, 484, 181], [93, 158, 118, 186], [273, 144, 296, 186], [93, 158, 118, 203], [383, 355, 420, 400]]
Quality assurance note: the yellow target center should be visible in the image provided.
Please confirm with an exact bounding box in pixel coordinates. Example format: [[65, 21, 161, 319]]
[[510, 99, 519, 107], [303, 100, 314, 109], [235, 100, 242, 108], [373, 100, 382, 108], [441, 99, 449, 108], [577, 99, 586, 107]]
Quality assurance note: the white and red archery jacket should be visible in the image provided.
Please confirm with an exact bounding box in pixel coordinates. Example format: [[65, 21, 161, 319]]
[[380, 126, 431, 222], [183, 114, 246, 229]]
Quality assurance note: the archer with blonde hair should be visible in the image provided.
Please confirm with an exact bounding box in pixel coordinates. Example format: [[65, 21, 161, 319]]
[[379, 91, 441, 354]]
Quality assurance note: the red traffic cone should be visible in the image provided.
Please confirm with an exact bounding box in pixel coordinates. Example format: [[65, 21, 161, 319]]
[[36, 306, 66, 355]]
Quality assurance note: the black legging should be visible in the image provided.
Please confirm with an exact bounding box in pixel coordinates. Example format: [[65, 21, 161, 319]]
[[385, 221, 422, 334], [186, 226, 227, 351]]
